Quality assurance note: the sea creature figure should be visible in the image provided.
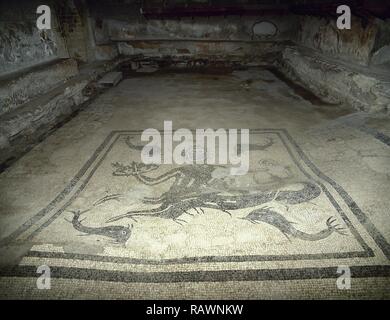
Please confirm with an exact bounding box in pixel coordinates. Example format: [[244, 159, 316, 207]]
[[241, 206, 348, 241], [106, 178, 321, 224], [67, 209, 133, 243], [107, 137, 321, 225]]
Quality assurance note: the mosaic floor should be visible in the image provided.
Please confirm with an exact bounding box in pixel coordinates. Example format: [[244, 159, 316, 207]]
[[0, 70, 389, 298]]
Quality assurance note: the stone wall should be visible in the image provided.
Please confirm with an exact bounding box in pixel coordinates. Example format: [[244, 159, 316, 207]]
[[298, 15, 378, 66], [0, 0, 118, 168], [54, 0, 91, 63], [276, 15, 390, 113], [87, 1, 299, 63], [0, 57, 129, 168], [277, 46, 390, 112], [54, 0, 108, 63], [0, 59, 79, 116], [0, 0, 68, 76], [371, 19, 390, 66], [98, 15, 298, 41]]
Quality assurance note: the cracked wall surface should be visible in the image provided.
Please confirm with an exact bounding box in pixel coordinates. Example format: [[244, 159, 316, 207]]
[[298, 15, 377, 66], [277, 46, 390, 112], [277, 15, 390, 113], [0, 0, 68, 76]]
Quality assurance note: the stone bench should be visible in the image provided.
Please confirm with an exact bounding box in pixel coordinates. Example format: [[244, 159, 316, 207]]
[[0, 59, 79, 117], [0, 57, 130, 169], [277, 45, 390, 113]]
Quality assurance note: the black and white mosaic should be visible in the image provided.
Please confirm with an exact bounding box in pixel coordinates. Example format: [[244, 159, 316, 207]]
[[1, 129, 389, 283]]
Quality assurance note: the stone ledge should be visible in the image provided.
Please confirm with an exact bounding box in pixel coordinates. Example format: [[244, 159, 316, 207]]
[[0, 59, 79, 116], [276, 46, 390, 113], [0, 57, 130, 169]]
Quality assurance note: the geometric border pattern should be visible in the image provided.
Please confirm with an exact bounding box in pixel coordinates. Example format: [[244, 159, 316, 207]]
[[1, 129, 389, 281]]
